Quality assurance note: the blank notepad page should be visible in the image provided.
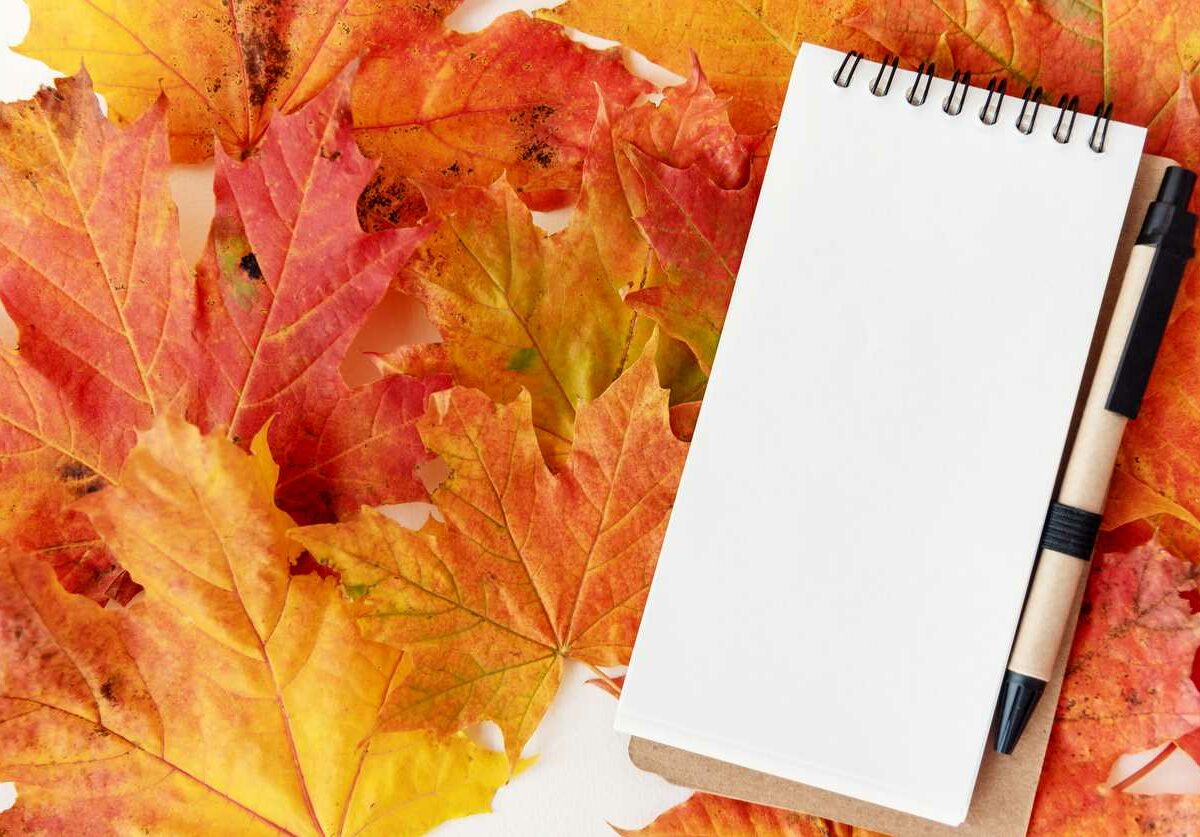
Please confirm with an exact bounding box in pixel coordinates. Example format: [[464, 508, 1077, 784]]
[[616, 44, 1145, 825]]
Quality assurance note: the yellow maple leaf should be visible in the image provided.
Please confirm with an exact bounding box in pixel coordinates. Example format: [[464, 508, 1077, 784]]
[[537, 0, 876, 134], [294, 350, 688, 763], [0, 418, 510, 835]]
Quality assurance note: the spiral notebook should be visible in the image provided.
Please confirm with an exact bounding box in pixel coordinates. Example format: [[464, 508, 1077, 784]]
[[617, 43, 1149, 829]]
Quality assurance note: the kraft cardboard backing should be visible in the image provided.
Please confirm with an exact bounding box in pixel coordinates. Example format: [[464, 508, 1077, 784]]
[[626, 154, 1176, 837]]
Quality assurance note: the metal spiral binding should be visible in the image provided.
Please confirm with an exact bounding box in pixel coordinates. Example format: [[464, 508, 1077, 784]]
[[831, 51, 1115, 152]]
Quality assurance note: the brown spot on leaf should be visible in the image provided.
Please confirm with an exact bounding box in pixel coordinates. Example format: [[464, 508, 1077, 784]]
[[357, 171, 426, 231], [240, 0, 290, 109], [240, 252, 263, 280], [58, 460, 105, 496], [99, 677, 117, 703], [518, 139, 555, 168]]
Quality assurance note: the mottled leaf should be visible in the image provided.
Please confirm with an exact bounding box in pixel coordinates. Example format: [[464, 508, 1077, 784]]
[[294, 351, 687, 762], [1031, 538, 1200, 834], [353, 12, 651, 229], [0, 71, 441, 600], [624, 146, 760, 372], [16, 0, 459, 161], [0, 418, 510, 835], [380, 98, 654, 465], [844, 1, 1200, 154], [538, 0, 876, 135], [187, 66, 446, 522]]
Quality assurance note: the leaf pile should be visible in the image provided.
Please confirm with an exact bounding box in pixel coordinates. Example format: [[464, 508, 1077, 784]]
[[0, 1, 763, 832], [8, 0, 1200, 834]]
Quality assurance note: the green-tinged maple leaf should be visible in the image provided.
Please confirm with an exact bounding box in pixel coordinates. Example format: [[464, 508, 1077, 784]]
[[293, 350, 688, 763], [15, 0, 460, 161], [1031, 537, 1200, 834], [381, 62, 759, 457], [378, 98, 655, 465], [617, 793, 879, 836], [353, 12, 651, 229], [537, 0, 876, 135], [0, 417, 511, 836], [0, 70, 443, 602]]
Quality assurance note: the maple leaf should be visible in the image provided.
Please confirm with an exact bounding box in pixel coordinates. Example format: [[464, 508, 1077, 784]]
[[537, 0, 877, 135], [0, 74, 195, 601], [0, 70, 441, 600], [616, 793, 879, 837], [294, 349, 688, 762], [1110, 298, 1200, 552], [378, 98, 656, 465], [379, 61, 757, 459], [1030, 537, 1200, 835], [186, 65, 446, 523], [15, 0, 460, 161], [353, 12, 652, 230], [843, 0, 1200, 161], [616, 55, 761, 191], [0, 418, 511, 835], [624, 145, 761, 373]]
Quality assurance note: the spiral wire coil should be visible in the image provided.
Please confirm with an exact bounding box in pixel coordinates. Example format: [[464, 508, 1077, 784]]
[[831, 52, 1113, 152]]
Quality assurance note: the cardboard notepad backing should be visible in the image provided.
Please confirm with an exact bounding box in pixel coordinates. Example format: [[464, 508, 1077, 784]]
[[627, 153, 1176, 837]]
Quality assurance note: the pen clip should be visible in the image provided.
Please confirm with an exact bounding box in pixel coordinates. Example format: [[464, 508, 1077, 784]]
[[1106, 167, 1198, 418]]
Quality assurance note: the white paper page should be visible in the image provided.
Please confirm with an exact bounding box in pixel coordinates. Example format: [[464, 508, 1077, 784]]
[[616, 43, 1145, 826]]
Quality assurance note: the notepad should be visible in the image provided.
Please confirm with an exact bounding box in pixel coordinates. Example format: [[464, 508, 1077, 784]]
[[616, 44, 1146, 826]]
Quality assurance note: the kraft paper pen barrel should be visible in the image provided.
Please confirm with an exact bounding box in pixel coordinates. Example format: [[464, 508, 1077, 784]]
[[994, 165, 1198, 755]]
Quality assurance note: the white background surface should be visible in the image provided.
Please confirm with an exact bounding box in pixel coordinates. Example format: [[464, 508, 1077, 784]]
[[3, 0, 1199, 831], [0, 0, 691, 833]]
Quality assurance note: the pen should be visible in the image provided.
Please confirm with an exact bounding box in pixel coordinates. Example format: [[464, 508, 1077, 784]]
[[995, 165, 1198, 755]]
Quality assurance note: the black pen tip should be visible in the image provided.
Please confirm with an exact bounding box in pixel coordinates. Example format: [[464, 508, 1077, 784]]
[[994, 670, 1047, 755]]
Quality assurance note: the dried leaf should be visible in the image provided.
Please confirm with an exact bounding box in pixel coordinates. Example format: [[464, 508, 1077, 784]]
[[0, 418, 510, 835], [537, 0, 876, 135], [380, 99, 654, 465], [844, 0, 1200, 157], [1031, 538, 1200, 834], [617, 793, 879, 836], [0, 75, 194, 600], [187, 66, 446, 522], [624, 146, 760, 372], [294, 350, 688, 762], [16, 0, 459, 161], [0, 71, 441, 600], [353, 12, 651, 229]]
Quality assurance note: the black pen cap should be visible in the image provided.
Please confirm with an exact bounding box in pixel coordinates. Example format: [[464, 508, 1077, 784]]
[[1137, 166, 1197, 256]]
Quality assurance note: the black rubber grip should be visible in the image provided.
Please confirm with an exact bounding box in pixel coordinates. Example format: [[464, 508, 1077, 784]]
[[1040, 503, 1102, 560]]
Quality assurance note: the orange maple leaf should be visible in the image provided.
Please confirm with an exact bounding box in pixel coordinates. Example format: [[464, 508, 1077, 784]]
[[844, 0, 1200, 156], [0, 418, 512, 835], [353, 12, 652, 229], [624, 141, 761, 372], [294, 349, 688, 763], [0, 70, 442, 601], [1031, 537, 1200, 834], [615, 792, 879, 836], [17, 2, 650, 224], [15, 0, 459, 161], [538, 0, 877, 135]]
